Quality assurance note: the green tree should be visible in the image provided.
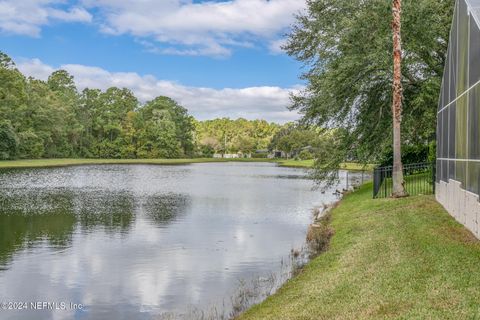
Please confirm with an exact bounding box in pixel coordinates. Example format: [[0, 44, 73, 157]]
[[17, 130, 44, 158], [0, 121, 18, 160], [0, 52, 28, 130], [236, 136, 256, 155], [79, 88, 102, 157], [270, 125, 320, 158], [196, 118, 280, 156], [48, 70, 77, 94], [138, 108, 181, 158], [285, 0, 453, 183], [48, 70, 82, 156], [140, 97, 194, 157], [92, 87, 138, 158], [25, 78, 72, 158], [1, 52, 278, 161]]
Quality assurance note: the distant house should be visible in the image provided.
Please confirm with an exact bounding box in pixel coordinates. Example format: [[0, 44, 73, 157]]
[[267, 146, 316, 159], [252, 149, 269, 158], [268, 150, 287, 159], [436, 0, 480, 238], [213, 152, 251, 159], [272, 151, 283, 159]]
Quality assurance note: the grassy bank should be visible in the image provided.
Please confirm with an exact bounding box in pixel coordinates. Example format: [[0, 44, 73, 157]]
[[0, 158, 374, 171], [277, 159, 375, 171], [276, 159, 314, 168], [240, 183, 480, 319], [0, 158, 275, 169]]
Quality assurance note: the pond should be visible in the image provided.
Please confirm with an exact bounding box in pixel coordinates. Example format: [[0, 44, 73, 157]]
[[0, 162, 356, 319]]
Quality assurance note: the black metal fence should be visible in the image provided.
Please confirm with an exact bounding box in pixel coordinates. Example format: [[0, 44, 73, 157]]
[[373, 162, 436, 198]]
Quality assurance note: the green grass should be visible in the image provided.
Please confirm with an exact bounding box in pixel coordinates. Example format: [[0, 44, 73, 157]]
[[0, 158, 276, 169], [340, 162, 376, 171], [277, 159, 375, 171], [0, 158, 375, 171], [276, 159, 315, 168], [376, 172, 435, 198], [240, 183, 480, 320]]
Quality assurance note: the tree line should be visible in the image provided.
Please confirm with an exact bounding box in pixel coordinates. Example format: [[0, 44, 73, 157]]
[[0, 52, 196, 160], [195, 118, 280, 157], [0, 52, 313, 160]]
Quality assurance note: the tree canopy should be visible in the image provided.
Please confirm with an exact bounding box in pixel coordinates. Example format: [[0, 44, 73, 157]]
[[285, 0, 453, 179], [0, 53, 196, 160], [195, 118, 280, 157]]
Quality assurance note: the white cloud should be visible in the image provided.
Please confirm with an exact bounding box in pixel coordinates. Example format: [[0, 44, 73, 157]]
[[17, 58, 55, 78], [268, 38, 288, 55], [48, 7, 92, 23], [0, 1, 92, 36], [83, 0, 305, 56], [0, 0, 303, 56], [17, 58, 301, 123]]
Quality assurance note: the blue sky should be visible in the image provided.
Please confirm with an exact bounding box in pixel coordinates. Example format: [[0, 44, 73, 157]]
[[0, 0, 306, 122]]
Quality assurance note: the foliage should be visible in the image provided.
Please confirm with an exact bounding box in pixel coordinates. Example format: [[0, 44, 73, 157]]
[[306, 212, 334, 258], [427, 140, 436, 163], [269, 124, 324, 158], [17, 130, 44, 159], [285, 0, 454, 180], [0, 121, 18, 160], [298, 150, 314, 160], [195, 118, 280, 156], [139, 96, 195, 158], [0, 52, 196, 160], [378, 143, 430, 167]]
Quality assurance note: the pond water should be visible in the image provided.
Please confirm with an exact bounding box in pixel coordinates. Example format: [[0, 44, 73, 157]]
[[0, 162, 355, 319]]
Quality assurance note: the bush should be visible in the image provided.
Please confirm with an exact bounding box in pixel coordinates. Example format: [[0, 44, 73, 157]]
[[197, 145, 215, 158], [379, 143, 431, 166], [428, 140, 436, 163], [298, 149, 314, 160], [252, 152, 268, 159], [306, 212, 334, 258]]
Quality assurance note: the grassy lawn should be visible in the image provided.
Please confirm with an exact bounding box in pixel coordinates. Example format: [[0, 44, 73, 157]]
[[340, 162, 376, 171], [276, 159, 315, 168], [375, 172, 435, 198], [240, 183, 480, 320]]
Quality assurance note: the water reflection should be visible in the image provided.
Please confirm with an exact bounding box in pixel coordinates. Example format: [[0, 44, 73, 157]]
[[0, 185, 190, 268], [0, 163, 346, 320], [0, 211, 76, 266], [74, 191, 136, 233], [141, 193, 190, 225]]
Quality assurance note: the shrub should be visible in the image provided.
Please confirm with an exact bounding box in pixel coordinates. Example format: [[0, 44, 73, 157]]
[[299, 149, 314, 160], [379, 143, 431, 166], [306, 212, 334, 257]]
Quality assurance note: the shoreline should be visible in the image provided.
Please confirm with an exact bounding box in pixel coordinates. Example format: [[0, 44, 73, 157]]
[[238, 183, 480, 319], [0, 158, 274, 170], [0, 158, 373, 171]]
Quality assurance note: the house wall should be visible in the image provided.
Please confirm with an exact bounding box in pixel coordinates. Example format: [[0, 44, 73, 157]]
[[436, 0, 480, 238], [436, 180, 480, 238]]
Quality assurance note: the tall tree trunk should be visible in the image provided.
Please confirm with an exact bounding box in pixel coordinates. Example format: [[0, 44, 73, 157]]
[[391, 0, 407, 197]]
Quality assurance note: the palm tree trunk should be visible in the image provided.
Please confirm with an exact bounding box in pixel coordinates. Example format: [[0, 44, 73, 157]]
[[391, 0, 407, 197]]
